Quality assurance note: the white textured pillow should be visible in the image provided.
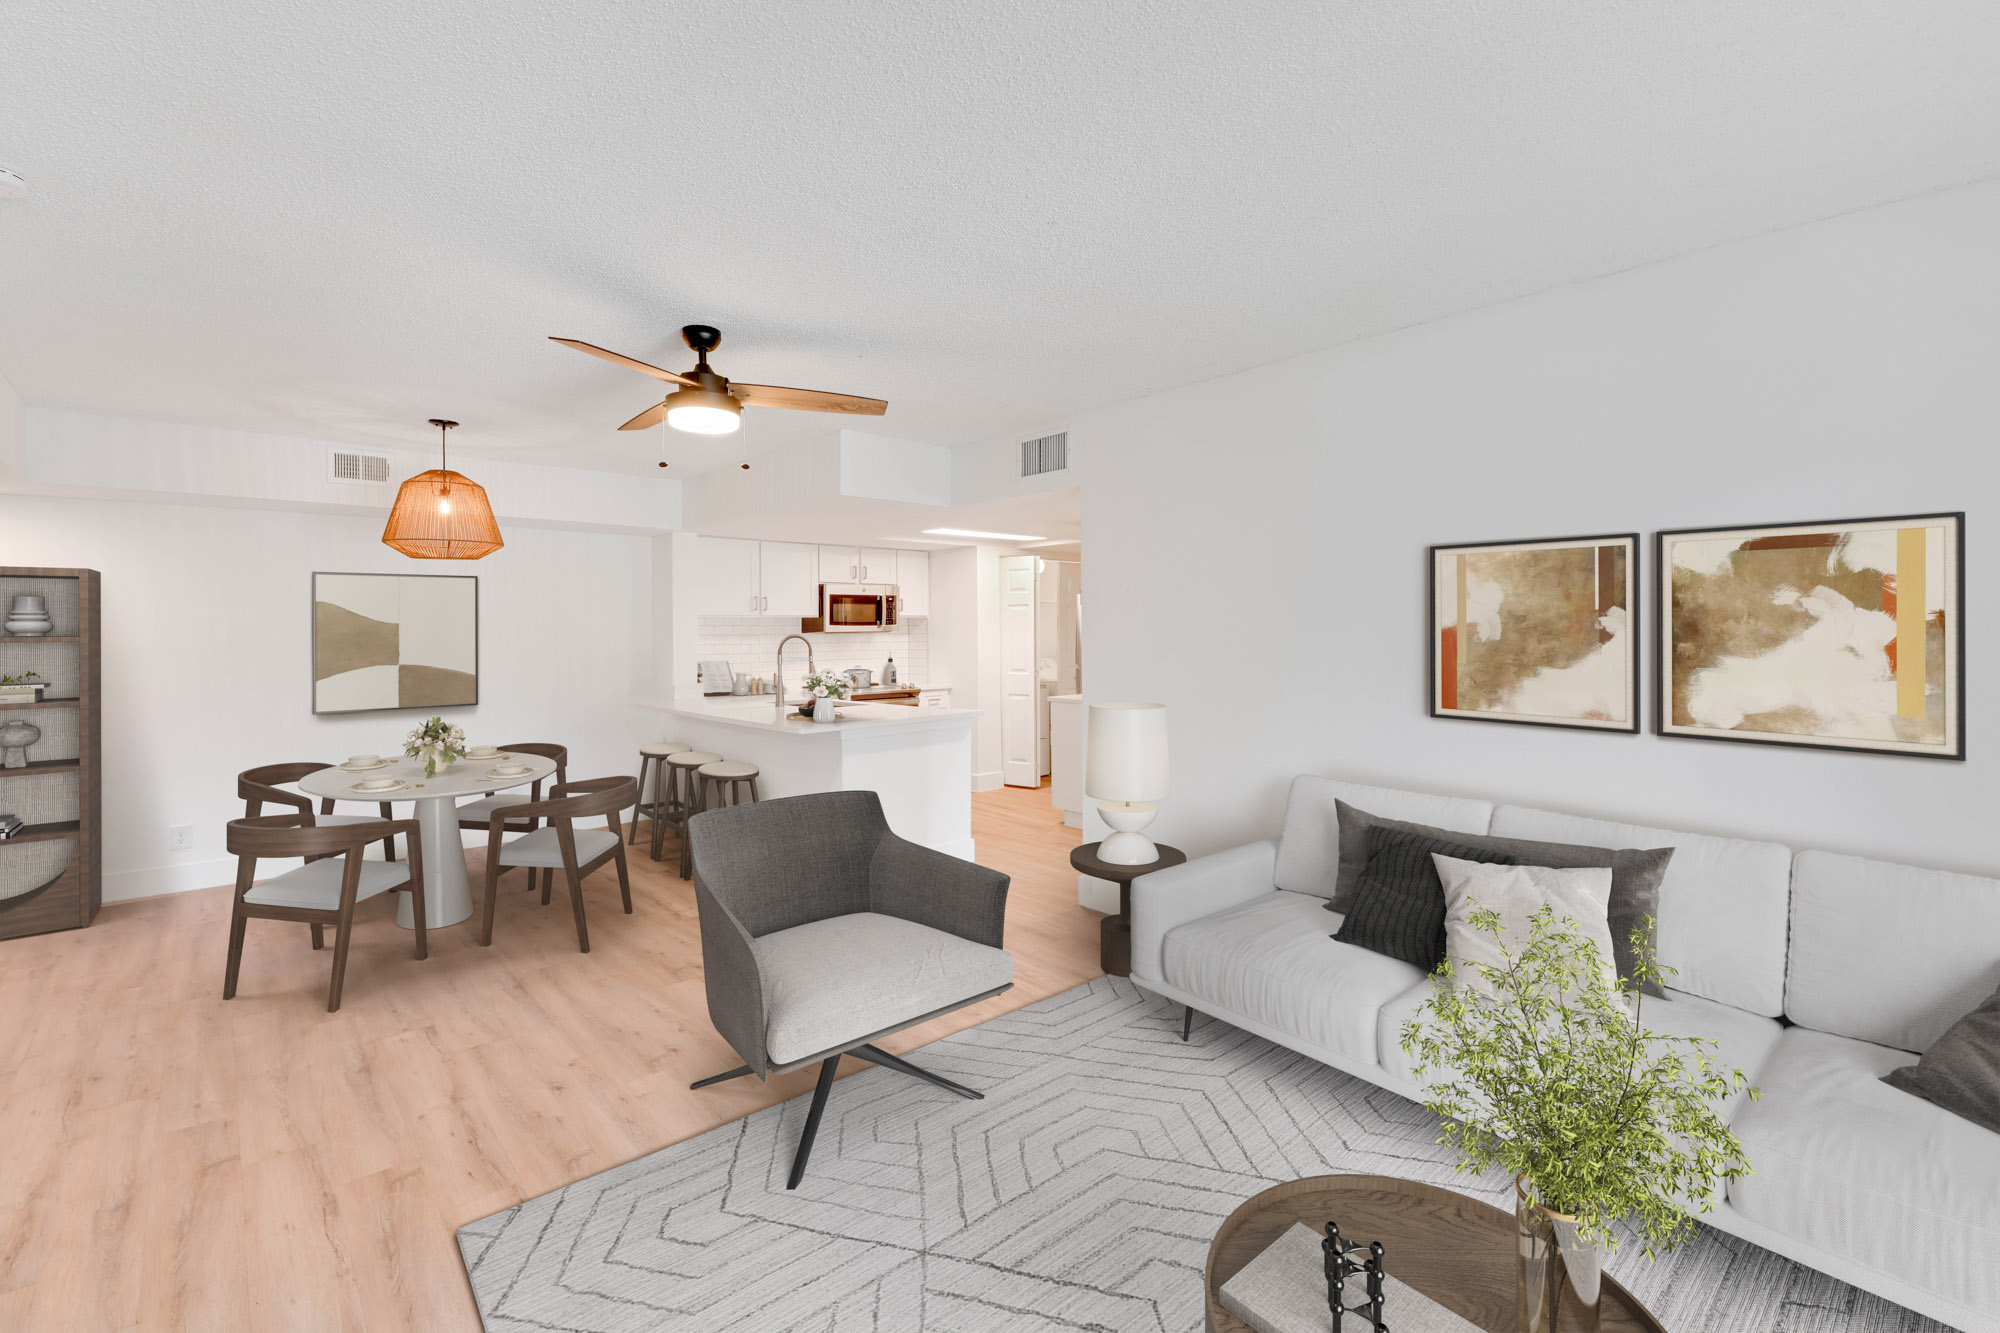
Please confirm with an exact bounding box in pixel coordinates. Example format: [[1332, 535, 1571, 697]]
[[1430, 853, 1619, 997]]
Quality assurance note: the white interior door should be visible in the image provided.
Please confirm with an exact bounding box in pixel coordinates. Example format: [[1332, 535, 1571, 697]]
[[1000, 555, 1038, 788]]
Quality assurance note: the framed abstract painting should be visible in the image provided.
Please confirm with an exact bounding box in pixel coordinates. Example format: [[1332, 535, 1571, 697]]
[[1657, 514, 1963, 759], [312, 572, 479, 714], [1429, 533, 1639, 733]]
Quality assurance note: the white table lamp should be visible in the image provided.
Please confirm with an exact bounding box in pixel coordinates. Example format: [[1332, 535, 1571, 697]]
[[1085, 702, 1169, 865]]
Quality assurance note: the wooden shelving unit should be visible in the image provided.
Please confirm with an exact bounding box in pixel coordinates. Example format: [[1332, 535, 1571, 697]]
[[0, 568, 101, 940]]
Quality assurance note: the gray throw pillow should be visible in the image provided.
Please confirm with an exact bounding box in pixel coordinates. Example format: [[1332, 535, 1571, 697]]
[[1324, 798, 1673, 997], [1333, 824, 1518, 974], [1881, 983, 2000, 1136]]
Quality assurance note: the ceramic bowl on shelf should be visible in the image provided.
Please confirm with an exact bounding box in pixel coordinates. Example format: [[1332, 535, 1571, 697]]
[[3, 594, 54, 637]]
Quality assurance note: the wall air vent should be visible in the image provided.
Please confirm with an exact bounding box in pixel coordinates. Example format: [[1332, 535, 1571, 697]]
[[1020, 432, 1068, 477], [327, 449, 393, 484]]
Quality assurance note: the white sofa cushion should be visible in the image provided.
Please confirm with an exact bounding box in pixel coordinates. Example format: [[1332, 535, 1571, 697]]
[[1274, 777, 1493, 899], [1788, 849, 2000, 1053], [1728, 1027, 2000, 1319], [1376, 983, 1780, 1134], [1488, 805, 1790, 1017], [1163, 890, 1423, 1065], [754, 912, 1015, 1067]]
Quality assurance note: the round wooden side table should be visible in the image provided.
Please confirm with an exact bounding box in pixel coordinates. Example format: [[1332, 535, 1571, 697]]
[[1069, 840, 1186, 977], [1205, 1174, 1667, 1333]]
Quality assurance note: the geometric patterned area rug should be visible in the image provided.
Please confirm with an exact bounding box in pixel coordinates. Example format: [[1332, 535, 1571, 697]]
[[458, 977, 1947, 1332]]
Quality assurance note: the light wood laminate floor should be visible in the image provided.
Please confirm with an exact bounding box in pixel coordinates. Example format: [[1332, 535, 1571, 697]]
[[0, 782, 1093, 1331]]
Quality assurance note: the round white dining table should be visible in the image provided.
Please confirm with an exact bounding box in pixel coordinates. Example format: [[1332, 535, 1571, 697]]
[[296, 752, 558, 930]]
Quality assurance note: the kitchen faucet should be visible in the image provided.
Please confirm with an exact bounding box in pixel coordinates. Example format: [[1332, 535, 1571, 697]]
[[775, 634, 814, 715]]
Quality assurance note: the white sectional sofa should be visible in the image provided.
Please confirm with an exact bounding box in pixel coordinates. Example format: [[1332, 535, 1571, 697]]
[[1129, 776, 2000, 1333]]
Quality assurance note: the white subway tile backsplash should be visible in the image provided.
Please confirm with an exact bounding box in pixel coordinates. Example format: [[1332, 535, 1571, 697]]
[[693, 617, 929, 693]]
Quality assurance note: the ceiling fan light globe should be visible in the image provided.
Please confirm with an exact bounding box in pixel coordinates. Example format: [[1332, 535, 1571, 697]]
[[664, 386, 742, 435]]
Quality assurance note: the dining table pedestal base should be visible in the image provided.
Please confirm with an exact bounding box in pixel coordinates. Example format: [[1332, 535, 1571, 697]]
[[401, 794, 476, 929]]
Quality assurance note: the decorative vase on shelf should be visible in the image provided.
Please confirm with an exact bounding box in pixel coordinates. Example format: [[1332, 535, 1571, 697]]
[[0, 718, 41, 768], [1517, 1177, 1603, 1333], [4, 594, 54, 637]]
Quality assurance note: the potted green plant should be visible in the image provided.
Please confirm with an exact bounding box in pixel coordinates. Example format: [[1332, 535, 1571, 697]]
[[1400, 906, 1756, 1332], [403, 716, 467, 777]]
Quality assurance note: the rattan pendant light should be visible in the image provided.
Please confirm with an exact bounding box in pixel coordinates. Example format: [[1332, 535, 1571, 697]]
[[381, 419, 503, 559]]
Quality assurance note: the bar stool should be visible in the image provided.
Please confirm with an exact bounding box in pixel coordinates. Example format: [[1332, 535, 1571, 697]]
[[662, 750, 723, 874], [696, 761, 761, 813], [631, 742, 692, 848]]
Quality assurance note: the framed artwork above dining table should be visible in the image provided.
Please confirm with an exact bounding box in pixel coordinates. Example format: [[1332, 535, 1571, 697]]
[[312, 572, 478, 714]]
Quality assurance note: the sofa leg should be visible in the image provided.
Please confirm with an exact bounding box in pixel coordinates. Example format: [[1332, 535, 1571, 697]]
[[788, 1055, 841, 1190], [689, 1064, 755, 1091], [1182, 1005, 1195, 1041], [851, 1043, 983, 1100]]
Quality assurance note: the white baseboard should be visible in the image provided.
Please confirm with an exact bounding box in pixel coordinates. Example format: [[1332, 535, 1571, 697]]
[[1062, 810, 1082, 828], [970, 771, 1004, 793]]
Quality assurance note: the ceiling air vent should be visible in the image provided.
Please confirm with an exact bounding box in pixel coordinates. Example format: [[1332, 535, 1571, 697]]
[[1020, 432, 1068, 477], [327, 448, 393, 484]]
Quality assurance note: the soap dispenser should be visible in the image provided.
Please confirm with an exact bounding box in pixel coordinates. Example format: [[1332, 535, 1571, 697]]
[[885, 656, 897, 686]]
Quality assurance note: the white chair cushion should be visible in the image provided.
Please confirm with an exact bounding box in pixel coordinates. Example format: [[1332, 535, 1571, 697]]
[[497, 827, 619, 869], [754, 912, 1015, 1066], [1788, 849, 2000, 1053], [243, 858, 412, 910], [456, 793, 534, 826], [1163, 889, 1423, 1065], [1489, 805, 1791, 1017], [1273, 776, 1493, 899], [1727, 1027, 2000, 1317], [317, 813, 394, 827]]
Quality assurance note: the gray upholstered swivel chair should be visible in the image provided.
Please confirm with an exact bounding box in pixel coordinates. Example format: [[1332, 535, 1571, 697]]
[[687, 790, 1014, 1188]]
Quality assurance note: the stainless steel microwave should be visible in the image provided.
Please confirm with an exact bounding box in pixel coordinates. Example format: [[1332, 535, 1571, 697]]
[[818, 583, 899, 632]]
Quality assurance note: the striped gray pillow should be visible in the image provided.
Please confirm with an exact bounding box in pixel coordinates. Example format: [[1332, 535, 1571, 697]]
[[1333, 824, 1517, 973]]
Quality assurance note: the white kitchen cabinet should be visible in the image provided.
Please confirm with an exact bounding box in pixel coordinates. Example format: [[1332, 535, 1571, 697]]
[[818, 545, 860, 582], [758, 541, 819, 617], [858, 547, 899, 584], [918, 688, 951, 709], [895, 550, 929, 617], [698, 536, 761, 617]]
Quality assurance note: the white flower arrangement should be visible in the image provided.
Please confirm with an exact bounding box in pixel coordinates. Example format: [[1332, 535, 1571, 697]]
[[404, 716, 468, 777], [800, 670, 851, 700]]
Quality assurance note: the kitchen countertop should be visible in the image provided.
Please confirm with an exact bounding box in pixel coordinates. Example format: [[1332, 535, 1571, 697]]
[[654, 695, 979, 736]]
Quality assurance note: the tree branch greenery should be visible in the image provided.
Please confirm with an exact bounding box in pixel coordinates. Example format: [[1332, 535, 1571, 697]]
[[1398, 905, 1757, 1257]]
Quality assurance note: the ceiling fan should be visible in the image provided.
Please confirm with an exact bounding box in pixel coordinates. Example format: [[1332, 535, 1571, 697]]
[[551, 325, 886, 436]]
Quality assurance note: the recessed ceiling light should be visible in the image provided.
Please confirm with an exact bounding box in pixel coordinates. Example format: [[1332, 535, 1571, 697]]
[[0, 166, 27, 200], [921, 528, 1046, 542]]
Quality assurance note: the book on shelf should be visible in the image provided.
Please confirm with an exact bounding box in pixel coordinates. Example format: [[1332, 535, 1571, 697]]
[[0, 814, 25, 838]]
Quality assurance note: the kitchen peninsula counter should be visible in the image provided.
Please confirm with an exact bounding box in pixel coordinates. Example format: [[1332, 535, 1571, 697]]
[[641, 696, 979, 859]]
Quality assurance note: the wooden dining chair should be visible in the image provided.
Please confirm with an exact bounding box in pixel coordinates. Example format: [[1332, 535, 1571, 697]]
[[239, 761, 400, 862], [477, 776, 637, 954], [222, 813, 427, 1013], [457, 741, 568, 900]]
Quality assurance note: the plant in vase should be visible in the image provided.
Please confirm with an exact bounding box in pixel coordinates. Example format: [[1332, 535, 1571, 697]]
[[403, 716, 467, 777], [799, 670, 850, 721], [1400, 907, 1755, 1332]]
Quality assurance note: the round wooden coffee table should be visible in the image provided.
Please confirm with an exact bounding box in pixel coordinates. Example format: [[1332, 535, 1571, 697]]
[[1206, 1175, 1666, 1332]]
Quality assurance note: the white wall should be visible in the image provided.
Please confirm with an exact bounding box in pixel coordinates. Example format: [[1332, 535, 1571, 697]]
[[1066, 179, 2000, 877], [0, 493, 655, 901]]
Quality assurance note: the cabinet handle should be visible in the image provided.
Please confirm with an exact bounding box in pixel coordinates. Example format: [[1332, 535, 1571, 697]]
[[749, 595, 757, 612], [761, 596, 768, 611]]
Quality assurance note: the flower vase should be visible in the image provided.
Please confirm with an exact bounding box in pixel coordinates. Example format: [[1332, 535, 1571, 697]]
[[1517, 1177, 1602, 1333], [813, 697, 839, 723]]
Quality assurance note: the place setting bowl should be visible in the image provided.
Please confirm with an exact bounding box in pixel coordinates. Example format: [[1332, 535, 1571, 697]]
[[337, 754, 393, 772], [352, 776, 412, 794], [487, 762, 533, 778], [466, 745, 502, 761]]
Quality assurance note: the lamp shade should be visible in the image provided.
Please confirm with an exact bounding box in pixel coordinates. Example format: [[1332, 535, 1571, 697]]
[[381, 469, 504, 559], [1085, 702, 1168, 802]]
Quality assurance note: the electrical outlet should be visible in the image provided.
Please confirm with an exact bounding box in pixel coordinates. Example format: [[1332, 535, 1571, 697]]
[[169, 825, 194, 852]]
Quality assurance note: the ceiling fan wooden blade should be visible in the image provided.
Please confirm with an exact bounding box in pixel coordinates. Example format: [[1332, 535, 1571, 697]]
[[728, 382, 887, 416], [550, 337, 696, 387], [618, 401, 669, 431]]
